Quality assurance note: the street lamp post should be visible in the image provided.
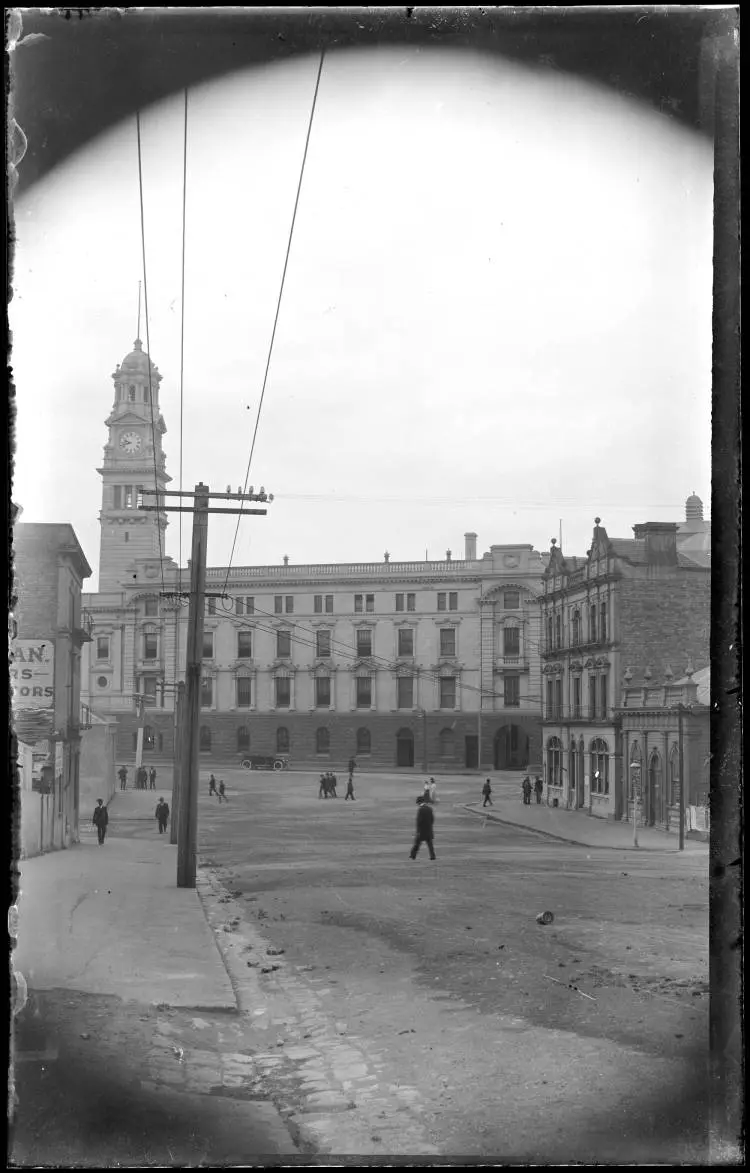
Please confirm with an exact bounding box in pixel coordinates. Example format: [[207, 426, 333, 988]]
[[630, 760, 641, 848]]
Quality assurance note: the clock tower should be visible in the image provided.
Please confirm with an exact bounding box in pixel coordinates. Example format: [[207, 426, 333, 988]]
[[97, 338, 171, 591]]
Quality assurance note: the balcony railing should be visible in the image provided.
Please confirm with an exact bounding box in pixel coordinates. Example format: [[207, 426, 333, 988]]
[[204, 559, 478, 580]]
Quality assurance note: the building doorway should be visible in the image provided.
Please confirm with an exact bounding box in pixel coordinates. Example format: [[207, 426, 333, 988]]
[[494, 724, 528, 769], [464, 735, 478, 769], [647, 750, 663, 826], [396, 728, 414, 767]]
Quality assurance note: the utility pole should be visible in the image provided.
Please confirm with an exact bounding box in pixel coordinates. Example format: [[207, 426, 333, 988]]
[[677, 704, 687, 852], [170, 680, 185, 846], [140, 483, 271, 887]]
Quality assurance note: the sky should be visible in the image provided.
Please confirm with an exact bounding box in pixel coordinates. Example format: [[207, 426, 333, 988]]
[[10, 46, 713, 590]]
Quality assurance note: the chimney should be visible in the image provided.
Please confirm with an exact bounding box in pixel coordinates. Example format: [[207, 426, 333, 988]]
[[632, 522, 679, 566], [464, 532, 477, 561], [283, 555, 289, 566]]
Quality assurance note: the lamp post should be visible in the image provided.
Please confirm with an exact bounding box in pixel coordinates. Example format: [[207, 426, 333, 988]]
[[630, 759, 641, 848]]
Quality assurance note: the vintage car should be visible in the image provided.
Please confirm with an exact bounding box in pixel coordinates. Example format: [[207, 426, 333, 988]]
[[240, 754, 290, 772]]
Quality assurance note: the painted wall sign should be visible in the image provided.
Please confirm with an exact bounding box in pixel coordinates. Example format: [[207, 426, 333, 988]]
[[11, 640, 55, 708]]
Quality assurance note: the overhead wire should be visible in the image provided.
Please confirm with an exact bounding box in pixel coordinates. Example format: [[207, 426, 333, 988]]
[[135, 108, 166, 600], [222, 48, 326, 598]]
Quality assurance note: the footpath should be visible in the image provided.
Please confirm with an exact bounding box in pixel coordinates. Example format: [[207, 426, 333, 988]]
[[10, 789, 299, 1166], [463, 797, 710, 854]]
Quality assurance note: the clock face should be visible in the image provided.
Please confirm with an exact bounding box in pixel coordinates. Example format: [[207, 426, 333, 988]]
[[120, 431, 143, 454]]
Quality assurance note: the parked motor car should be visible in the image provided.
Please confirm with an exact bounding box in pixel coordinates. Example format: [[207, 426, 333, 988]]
[[240, 754, 289, 772]]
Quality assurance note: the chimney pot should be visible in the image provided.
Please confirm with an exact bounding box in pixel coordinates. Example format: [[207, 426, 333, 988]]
[[464, 532, 478, 561]]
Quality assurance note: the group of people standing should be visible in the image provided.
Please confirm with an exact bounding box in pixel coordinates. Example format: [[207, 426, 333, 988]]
[[319, 758, 357, 801], [117, 764, 157, 791], [522, 775, 544, 805], [208, 775, 228, 802]]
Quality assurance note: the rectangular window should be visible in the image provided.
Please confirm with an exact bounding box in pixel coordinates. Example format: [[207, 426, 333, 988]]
[[144, 597, 158, 617], [315, 677, 331, 707], [503, 674, 520, 707], [440, 628, 456, 657], [113, 486, 122, 509], [600, 675, 608, 717], [277, 630, 291, 659], [356, 676, 372, 708], [573, 676, 582, 718], [439, 676, 456, 708], [354, 594, 363, 613], [397, 676, 414, 708], [143, 633, 158, 661], [202, 632, 214, 659], [207, 597, 216, 616], [201, 677, 213, 708], [366, 594, 375, 613], [398, 628, 414, 657], [316, 630, 331, 658], [237, 630, 252, 658], [546, 679, 554, 720], [449, 592, 458, 611], [124, 486, 134, 509], [245, 597, 254, 614], [285, 596, 294, 613], [356, 629, 372, 657], [96, 636, 110, 661], [274, 596, 283, 614], [589, 675, 597, 720], [325, 595, 333, 613], [555, 678, 563, 720], [236, 677, 252, 708], [275, 677, 290, 708], [314, 595, 323, 613], [235, 597, 244, 616], [395, 593, 404, 611], [437, 592, 446, 611], [503, 627, 520, 656], [142, 676, 157, 701], [504, 589, 520, 609], [406, 593, 416, 612]]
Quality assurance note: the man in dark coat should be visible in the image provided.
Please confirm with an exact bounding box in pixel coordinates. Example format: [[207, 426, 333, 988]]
[[522, 776, 532, 805], [482, 778, 493, 807], [534, 776, 544, 804], [209, 774, 218, 797], [118, 766, 128, 790], [149, 767, 157, 791], [155, 798, 170, 833], [411, 796, 436, 860], [92, 799, 109, 845]]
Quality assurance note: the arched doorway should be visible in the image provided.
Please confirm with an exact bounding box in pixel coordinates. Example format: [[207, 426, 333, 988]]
[[647, 749, 663, 826], [494, 724, 528, 769], [396, 727, 414, 767]]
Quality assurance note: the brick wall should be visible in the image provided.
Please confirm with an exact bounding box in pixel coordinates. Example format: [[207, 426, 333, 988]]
[[618, 572, 710, 680], [112, 710, 542, 772], [13, 533, 58, 638]]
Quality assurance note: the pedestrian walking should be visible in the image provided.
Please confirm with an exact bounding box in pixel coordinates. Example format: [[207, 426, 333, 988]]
[[92, 799, 109, 845], [348, 757, 356, 783], [482, 778, 493, 807], [410, 796, 436, 860], [318, 774, 327, 799], [345, 776, 356, 800], [329, 772, 338, 798], [218, 780, 227, 803], [209, 774, 218, 797], [522, 776, 532, 806], [149, 767, 157, 791], [155, 797, 170, 833], [118, 765, 127, 790], [534, 775, 543, 805], [428, 777, 437, 804]]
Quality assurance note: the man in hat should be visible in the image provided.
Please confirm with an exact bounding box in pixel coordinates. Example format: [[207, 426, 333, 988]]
[[118, 765, 128, 791], [155, 797, 170, 834], [482, 778, 493, 807], [92, 799, 109, 845], [411, 794, 436, 860], [522, 776, 532, 805], [534, 775, 544, 804], [149, 766, 157, 791]]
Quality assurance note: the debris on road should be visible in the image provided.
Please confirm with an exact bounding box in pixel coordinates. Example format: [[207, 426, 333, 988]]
[[266, 946, 285, 956], [544, 974, 596, 1001], [536, 911, 555, 925]]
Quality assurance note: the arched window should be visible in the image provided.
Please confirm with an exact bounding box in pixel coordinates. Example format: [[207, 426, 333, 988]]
[[237, 726, 250, 752], [277, 727, 290, 754], [199, 726, 211, 752], [547, 736, 562, 787], [128, 384, 136, 402], [555, 613, 562, 649], [546, 615, 553, 652], [590, 738, 609, 793], [356, 728, 371, 755], [143, 725, 155, 750], [439, 728, 455, 759], [572, 609, 581, 646], [599, 600, 607, 643], [669, 745, 680, 806], [316, 727, 330, 755], [589, 603, 597, 643]]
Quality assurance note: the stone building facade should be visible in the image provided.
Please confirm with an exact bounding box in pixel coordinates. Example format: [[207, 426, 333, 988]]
[[82, 339, 548, 771], [540, 516, 710, 819], [12, 522, 93, 854]]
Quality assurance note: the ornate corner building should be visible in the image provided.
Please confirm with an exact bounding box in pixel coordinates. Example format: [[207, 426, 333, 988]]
[[82, 338, 550, 771]]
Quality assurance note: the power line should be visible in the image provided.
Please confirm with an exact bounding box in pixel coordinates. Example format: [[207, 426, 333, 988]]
[[222, 49, 326, 598], [135, 108, 166, 600]]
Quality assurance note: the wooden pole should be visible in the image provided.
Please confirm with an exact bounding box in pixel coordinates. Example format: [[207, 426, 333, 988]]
[[678, 705, 686, 852], [170, 680, 185, 845], [177, 483, 208, 888]]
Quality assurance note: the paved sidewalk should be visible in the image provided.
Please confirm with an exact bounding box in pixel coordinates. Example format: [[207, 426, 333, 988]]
[[463, 799, 709, 853], [13, 793, 236, 1011]]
